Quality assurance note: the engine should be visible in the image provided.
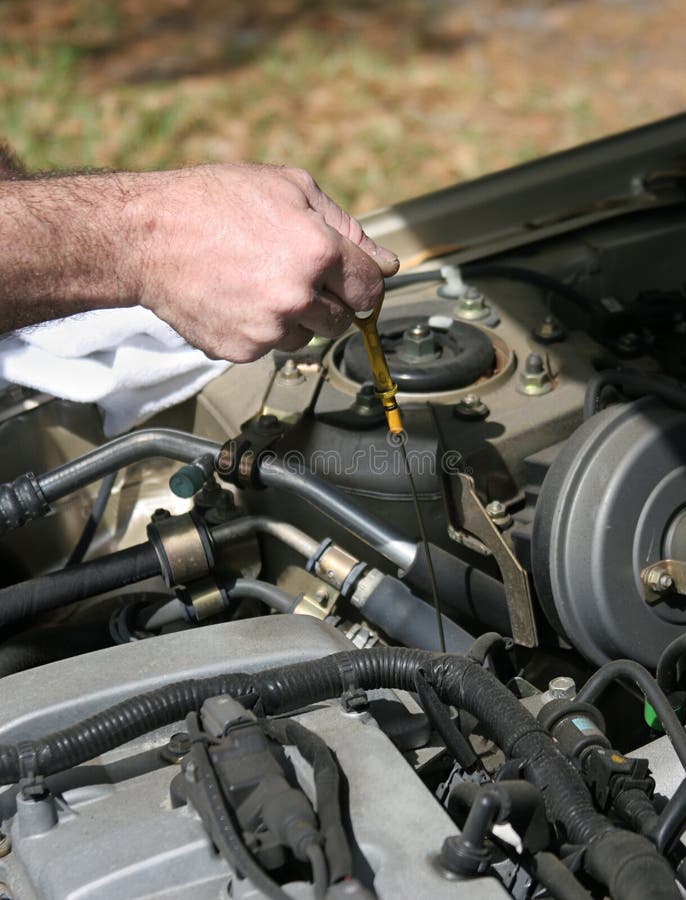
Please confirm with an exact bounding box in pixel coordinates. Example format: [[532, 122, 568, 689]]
[[1, 117, 686, 898]]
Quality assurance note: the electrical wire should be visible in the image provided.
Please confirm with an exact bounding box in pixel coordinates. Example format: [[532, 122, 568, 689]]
[[384, 263, 595, 313], [576, 659, 686, 772], [584, 371, 686, 419], [66, 470, 117, 566]]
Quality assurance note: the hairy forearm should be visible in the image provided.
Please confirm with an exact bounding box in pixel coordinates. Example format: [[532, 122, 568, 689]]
[[0, 173, 140, 331]]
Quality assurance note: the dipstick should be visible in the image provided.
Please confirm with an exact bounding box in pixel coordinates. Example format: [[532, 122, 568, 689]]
[[354, 305, 445, 652]]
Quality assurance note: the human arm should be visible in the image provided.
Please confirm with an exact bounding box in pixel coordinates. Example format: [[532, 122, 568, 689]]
[[0, 163, 399, 360]]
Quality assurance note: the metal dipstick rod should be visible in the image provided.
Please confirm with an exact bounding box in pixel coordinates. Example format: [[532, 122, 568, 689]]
[[355, 305, 446, 652]]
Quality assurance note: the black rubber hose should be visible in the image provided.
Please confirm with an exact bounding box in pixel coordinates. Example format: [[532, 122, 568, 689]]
[[584, 371, 686, 420], [414, 667, 478, 771], [467, 631, 510, 665], [0, 430, 220, 533], [0, 649, 676, 899], [264, 717, 352, 884], [652, 779, 686, 854], [533, 852, 592, 900], [657, 633, 686, 695], [359, 574, 474, 654], [403, 542, 510, 636], [576, 659, 686, 772], [66, 471, 117, 566], [0, 542, 161, 628]]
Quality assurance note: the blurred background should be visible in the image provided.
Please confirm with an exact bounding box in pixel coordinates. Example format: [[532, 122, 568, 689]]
[[1, 0, 685, 214]]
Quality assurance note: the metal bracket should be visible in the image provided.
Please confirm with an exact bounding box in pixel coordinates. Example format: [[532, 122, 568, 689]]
[[446, 473, 538, 648], [215, 415, 286, 489], [261, 361, 323, 424]]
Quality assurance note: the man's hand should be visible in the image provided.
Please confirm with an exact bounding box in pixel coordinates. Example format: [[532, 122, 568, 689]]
[[0, 163, 399, 362]]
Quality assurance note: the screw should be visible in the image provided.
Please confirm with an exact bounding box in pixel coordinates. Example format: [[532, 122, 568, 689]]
[[315, 588, 330, 606], [409, 323, 431, 338], [278, 358, 305, 384], [0, 833, 11, 857], [548, 676, 576, 700], [463, 393, 480, 408]]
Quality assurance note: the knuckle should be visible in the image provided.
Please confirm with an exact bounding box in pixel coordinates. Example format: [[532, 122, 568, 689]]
[[305, 227, 338, 273], [287, 167, 318, 194]]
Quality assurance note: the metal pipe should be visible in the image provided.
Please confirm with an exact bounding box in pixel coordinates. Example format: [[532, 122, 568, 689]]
[[39, 429, 220, 504], [258, 457, 417, 571], [212, 516, 320, 561]]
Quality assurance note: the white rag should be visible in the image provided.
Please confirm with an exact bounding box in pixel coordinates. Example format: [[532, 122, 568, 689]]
[[0, 308, 231, 436]]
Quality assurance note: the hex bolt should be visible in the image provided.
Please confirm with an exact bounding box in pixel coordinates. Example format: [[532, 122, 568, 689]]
[[548, 676, 576, 701], [454, 393, 489, 421], [399, 323, 437, 362], [453, 287, 491, 322], [485, 500, 511, 529], [486, 500, 506, 519], [643, 567, 674, 594]]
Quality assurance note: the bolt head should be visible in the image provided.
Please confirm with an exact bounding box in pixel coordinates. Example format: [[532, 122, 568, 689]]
[[400, 323, 437, 361], [548, 676, 576, 700], [486, 500, 506, 519], [658, 573, 675, 592]]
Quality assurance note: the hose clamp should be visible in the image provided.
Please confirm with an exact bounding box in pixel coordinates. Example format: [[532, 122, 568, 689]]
[[147, 512, 214, 588]]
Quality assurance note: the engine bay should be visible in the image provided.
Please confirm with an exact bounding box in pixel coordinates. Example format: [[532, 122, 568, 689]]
[[2, 116, 686, 897]]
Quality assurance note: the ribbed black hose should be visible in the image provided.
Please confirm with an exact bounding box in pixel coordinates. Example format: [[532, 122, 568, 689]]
[[0, 542, 161, 628], [264, 717, 352, 884], [612, 789, 660, 842], [576, 659, 686, 771], [0, 649, 677, 899], [584, 371, 686, 419], [0, 672, 255, 780]]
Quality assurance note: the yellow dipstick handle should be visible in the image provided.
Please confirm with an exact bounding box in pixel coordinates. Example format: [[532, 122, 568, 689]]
[[354, 305, 404, 435]]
